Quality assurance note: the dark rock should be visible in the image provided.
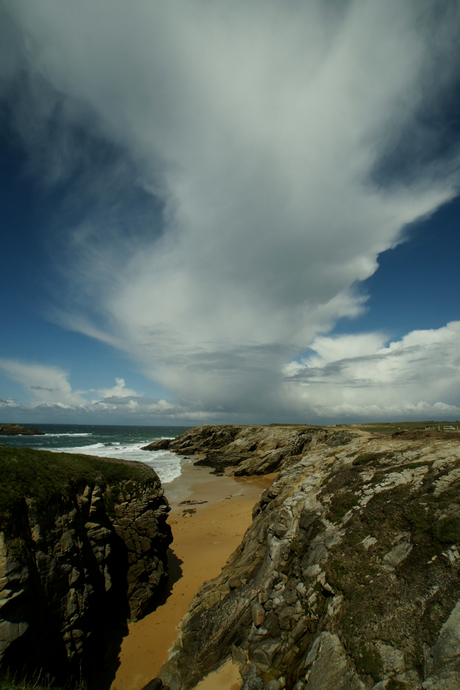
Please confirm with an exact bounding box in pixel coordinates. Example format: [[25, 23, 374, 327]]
[[264, 613, 281, 638], [141, 679, 169, 690], [142, 438, 171, 450], [241, 663, 265, 689], [194, 453, 252, 472], [0, 448, 172, 686], [233, 449, 289, 477], [0, 423, 44, 436], [178, 500, 208, 506]]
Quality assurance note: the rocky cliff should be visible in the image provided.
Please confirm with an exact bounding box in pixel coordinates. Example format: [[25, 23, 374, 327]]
[[150, 425, 460, 690], [142, 424, 355, 476], [0, 447, 172, 688]]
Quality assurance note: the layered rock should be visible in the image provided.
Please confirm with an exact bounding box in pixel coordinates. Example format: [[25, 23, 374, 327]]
[[142, 425, 355, 476], [152, 428, 460, 690], [0, 447, 172, 687]]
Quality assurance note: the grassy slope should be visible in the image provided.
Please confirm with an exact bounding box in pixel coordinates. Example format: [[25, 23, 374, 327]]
[[0, 677, 66, 690], [0, 447, 157, 538]]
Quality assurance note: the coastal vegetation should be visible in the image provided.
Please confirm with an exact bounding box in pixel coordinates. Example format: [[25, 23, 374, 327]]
[[0, 447, 156, 537], [0, 674, 67, 690], [2, 423, 460, 688], [147, 424, 460, 690], [0, 447, 171, 689]]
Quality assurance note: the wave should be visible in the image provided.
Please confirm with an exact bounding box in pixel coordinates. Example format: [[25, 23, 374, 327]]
[[66, 442, 106, 451], [44, 433, 92, 438], [50, 441, 182, 484]]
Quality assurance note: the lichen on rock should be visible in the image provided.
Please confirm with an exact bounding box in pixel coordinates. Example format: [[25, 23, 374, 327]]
[[150, 426, 460, 690]]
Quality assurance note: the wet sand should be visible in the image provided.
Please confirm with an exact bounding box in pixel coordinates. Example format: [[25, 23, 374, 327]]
[[110, 463, 274, 690]]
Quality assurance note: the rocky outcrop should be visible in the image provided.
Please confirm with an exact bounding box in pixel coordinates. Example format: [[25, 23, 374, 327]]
[[142, 425, 355, 476], [0, 447, 172, 687], [152, 428, 460, 690], [0, 423, 44, 436]]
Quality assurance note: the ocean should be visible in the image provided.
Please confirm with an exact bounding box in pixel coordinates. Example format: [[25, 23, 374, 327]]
[[0, 424, 194, 484]]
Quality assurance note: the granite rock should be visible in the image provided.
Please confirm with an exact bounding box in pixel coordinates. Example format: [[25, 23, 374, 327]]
[[151, 427, 460, 689], [143, 425, 355, 476]]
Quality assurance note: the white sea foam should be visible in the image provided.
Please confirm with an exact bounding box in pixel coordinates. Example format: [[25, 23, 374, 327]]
[[44, 433, 92, 437], [52, 441, 181, 484]]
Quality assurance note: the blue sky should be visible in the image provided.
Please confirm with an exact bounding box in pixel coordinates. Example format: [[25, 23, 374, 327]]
[[1, 0, 460, 425]]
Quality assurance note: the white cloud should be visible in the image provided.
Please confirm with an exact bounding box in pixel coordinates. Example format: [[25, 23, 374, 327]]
[[2, 1, 460, 419], [0, 361, 200, 422], [92, 377, 138, 401], [0, 359, 86, 407], [3, 320, 460, 424], [283, 322, 460, 421]]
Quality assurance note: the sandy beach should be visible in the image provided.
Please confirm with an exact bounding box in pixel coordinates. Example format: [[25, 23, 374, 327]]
[[110, 462, 274, 690]]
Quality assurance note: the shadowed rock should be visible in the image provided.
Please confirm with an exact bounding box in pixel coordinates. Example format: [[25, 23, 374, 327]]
[[0, 448, 172, 687]]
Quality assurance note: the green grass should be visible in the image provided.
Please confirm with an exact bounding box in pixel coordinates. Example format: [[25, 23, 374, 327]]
[[352, 451, 395, 466], [433, 516, 460, 544], [320, 458, 460, 678], [328, 490, 360, 522], [354, 644, 383, 681], [0, 681, 61, 690], [0, 671, 70, 690], [358, 420, 460, 435], [0, 447, 158, 537]]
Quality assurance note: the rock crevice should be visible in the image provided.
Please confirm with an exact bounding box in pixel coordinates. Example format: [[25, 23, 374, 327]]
[[149, 426, 460, 690], [0, 448, 172, 687]]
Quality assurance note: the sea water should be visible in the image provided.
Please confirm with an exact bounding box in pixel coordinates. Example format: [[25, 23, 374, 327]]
[[0, 424, 193, 484]]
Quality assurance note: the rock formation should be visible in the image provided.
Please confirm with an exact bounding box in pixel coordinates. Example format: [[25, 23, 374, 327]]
[[0, 423, 44, 436], [0, 447, 172, 687], [149, 426, 460, 690], [142, 424, 355, 476]]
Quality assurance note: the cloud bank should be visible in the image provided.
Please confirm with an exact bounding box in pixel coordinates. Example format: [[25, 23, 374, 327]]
[[2, 0, 460, 421], [283, 321, 460, 422], [0, 360, 182, 423], [2, 321, 460, 424]]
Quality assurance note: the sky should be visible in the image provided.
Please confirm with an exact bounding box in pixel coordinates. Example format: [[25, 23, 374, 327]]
[[1, 0, 460, 426]]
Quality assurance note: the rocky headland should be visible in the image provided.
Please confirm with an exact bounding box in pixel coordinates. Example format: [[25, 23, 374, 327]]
[[142, 424, 355, 476], [0, 447, 172, 688], [142, 424, 460, 690], [0, 423, 44, 436]]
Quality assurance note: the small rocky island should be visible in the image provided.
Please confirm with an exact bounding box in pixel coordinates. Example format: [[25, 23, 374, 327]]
[[0, 447, 172, 687], [0, 423, 44, 436], [143, 424, 460, 690]]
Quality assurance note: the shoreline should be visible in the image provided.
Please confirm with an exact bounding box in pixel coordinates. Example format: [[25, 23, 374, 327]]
[[110, 464, 275, 690]]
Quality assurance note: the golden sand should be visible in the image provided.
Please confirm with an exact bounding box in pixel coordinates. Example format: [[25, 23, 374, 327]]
[[110, 465, 274, 690]]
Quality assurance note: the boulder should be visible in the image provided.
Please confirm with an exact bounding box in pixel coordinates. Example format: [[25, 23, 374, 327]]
[[142, 439, 172, 451]]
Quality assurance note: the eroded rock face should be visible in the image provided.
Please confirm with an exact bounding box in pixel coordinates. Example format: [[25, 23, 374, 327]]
[[0, 451, 172, 687], [142, 425, 355, 476], [154, 429, 460, 690]]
